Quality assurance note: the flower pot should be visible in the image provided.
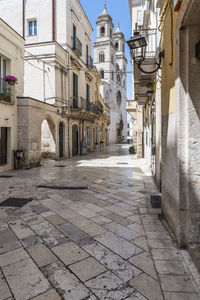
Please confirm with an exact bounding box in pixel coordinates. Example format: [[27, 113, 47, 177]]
[[7, 80, 15, 85], [129, 149, 135, 154]]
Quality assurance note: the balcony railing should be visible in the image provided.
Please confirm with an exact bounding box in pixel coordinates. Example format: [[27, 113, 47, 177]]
[[0, 78, 15, 103], [86, 55, 93, 68], [72, 36, 82, 56], [97, 101, 104, 114]]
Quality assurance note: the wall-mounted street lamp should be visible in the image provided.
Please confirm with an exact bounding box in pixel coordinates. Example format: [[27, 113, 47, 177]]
[[127, 30, 164, 74]]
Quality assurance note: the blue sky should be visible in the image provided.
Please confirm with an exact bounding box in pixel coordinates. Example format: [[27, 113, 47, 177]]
[[79, 0, 133, 99]]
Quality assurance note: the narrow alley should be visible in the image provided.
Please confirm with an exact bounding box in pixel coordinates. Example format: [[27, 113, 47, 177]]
[[0, 145, 199, 300]]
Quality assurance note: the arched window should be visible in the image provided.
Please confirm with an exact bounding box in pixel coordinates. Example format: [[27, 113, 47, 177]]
[[116, 63, 120, 71], [99, 52, 105, 63], [100, 26, 105, 37], [117, 74, 121, 83], [115, 42, 119, 50], [117, 91, 122, 106], [100, 69, 104, 79]]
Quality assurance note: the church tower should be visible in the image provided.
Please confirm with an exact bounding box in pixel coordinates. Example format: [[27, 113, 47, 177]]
[[94, 5, 127, 143]]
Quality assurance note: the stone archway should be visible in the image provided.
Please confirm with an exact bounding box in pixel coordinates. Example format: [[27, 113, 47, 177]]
[[41, 118, 56, 158]]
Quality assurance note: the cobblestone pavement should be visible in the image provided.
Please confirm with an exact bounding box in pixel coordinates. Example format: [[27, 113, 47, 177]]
[[0, 145, 199, 300]]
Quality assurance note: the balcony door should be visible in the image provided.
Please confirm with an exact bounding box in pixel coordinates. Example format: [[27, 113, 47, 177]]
[[73, 73, 78, 108], [0, 56, 7, 91]]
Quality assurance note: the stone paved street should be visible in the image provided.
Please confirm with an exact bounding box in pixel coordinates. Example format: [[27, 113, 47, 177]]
[[0, 145, 199, 300]]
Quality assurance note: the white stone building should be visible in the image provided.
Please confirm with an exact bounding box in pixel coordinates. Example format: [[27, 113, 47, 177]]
[[0, 0, 110, 166], [0, 18, 24, 172], [94, 5, 127, 144]]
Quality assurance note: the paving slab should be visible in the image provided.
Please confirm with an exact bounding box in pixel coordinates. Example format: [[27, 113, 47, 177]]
[[0, 248, 29, 267], [58, 223, 94, 246], [129, 251, 157, 279], [85, 271, 134, 300], [159, 275, 200, 293], [83, 242, 142, 282], [129, 273, 163, 300], [69, 257, 107, 282], [95, 231, 143, 259], [3, 257, 50, 300], [0, 278, 12, 300], [52, 242, 89, 265], [27, 244, 58, 267], [104, 221, 141, 240], [43, 261, 92, 300], [31, 289, 61, 300]]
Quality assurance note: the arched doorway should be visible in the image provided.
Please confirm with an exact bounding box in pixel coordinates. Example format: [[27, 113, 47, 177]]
[[41, 119, 56, 158], [59, 122, 64, 158], [72, 124, 79, 156]]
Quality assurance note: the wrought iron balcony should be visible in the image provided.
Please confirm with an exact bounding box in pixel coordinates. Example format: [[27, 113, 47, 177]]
[[72, 36, 82, 56], [0, 78, 15, 103], [97, 102, 104, 114]]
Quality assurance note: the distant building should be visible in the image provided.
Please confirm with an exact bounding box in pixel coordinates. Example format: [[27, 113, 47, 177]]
[[94, 5, 127, 144]]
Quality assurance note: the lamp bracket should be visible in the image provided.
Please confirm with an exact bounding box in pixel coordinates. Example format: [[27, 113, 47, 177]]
[[136, 50, 165, 74]]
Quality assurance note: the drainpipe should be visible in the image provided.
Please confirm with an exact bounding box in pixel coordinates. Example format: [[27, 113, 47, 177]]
[[52, 0, 55, 41], [22, 0, 25, 38]]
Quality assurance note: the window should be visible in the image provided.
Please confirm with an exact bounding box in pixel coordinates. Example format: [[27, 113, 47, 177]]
[[127, 123, 130, 128], [117, 91, 121, 106], [116, 63, 120, 71], [100, 69, 104, 79], [112, 71, 114, 80], [73, 24, 76, 49], [86, 45, 89, 65], [73, 72, 78, 108], [86, 84, 90, 102], [111, 54, 114, 64], [0, 56, 8, 91], [122, 44, 125, 52], [110, 28, 112, 37], [127, 131, 130, 136], [115, 42, 119, 50], [28, 20, 37, 36], [137, 10, 143, 25], [100, 26, 105, 36], [117, 74, 121, 83], [99, 52, 105, 63]]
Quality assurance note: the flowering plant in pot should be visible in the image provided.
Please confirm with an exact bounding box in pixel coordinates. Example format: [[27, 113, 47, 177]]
[[3, 75, 18, 85], [129, 145, 135, 154]]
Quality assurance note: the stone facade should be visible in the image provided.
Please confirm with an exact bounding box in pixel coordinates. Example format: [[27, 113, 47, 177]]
[[0, 18, 24, 172], [94, 5, 127, 144], [158, 0, 200, 266], [0, 0, 110, 167]]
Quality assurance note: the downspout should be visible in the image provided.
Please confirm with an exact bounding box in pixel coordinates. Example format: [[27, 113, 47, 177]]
[[52, 0, 55, 41], [23, 0, 25, 38]]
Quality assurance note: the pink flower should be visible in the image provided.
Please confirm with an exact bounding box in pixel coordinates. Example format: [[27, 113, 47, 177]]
[[3, 75, 18, 82]]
